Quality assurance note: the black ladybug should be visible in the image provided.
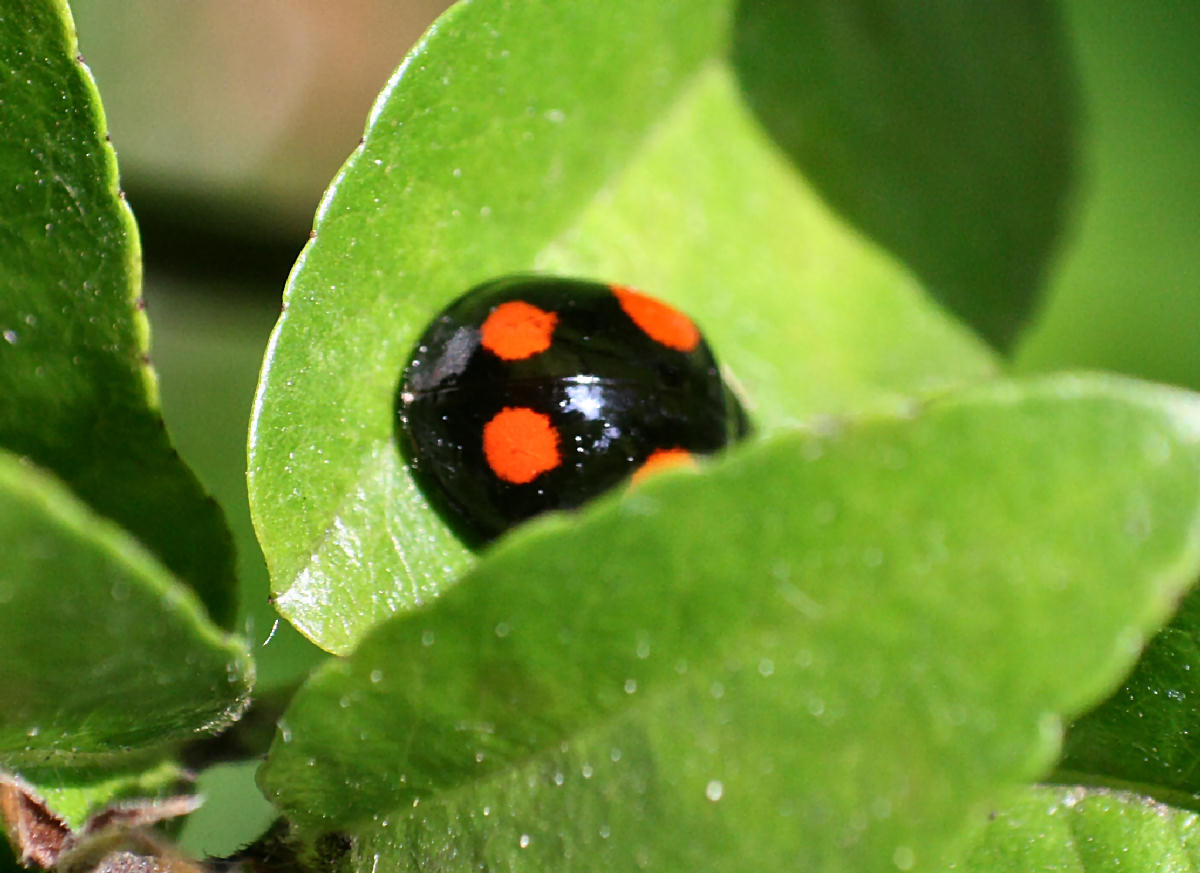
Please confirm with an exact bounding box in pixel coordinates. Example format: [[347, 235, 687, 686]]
[[397, 276, 748, 543]]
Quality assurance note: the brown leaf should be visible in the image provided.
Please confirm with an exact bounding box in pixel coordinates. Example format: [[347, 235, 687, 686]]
[[0, 773, 73, 869]]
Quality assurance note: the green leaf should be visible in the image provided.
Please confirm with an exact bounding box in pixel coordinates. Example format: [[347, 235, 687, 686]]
[[0, 0, 236, 625], [1056, 585, 1200, 803], [261, 374, 1200, 872], [249, 0, 995, 654], [1013, 3, 1200, 813], [732, 0, 1079, 350], [14, 760, 185, 832], [0, 450, 252, 768], [952, 785, 1200, 871]]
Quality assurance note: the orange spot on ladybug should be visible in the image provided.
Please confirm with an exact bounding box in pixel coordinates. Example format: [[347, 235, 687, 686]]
[[631, 447, 696, 485], [480, 300, 558, 360], [611, 285, 700, 353], [483, 407, 561, 484]]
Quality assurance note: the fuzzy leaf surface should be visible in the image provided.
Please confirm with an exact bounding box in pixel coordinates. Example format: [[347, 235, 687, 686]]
[[261, 375, 1200, 872], [952, 785, 1200, 872]]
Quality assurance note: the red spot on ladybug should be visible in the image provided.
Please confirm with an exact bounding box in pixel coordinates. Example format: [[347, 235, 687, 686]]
[[611, 284, 700, 352], [631, 447, 695, 485], [483, 406, 561, 484], [481, 300, 558, 361]]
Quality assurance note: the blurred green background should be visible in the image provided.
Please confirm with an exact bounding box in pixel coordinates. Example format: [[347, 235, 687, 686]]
[[1014, 2, 1200, 385], [63, 0, 1199, 855]]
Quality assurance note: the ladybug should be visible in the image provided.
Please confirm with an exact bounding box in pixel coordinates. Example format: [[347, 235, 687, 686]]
[[396, 275, 748, 544]]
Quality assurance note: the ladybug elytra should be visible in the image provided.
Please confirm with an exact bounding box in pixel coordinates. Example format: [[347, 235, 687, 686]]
[[397, 276, 748, 543]]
